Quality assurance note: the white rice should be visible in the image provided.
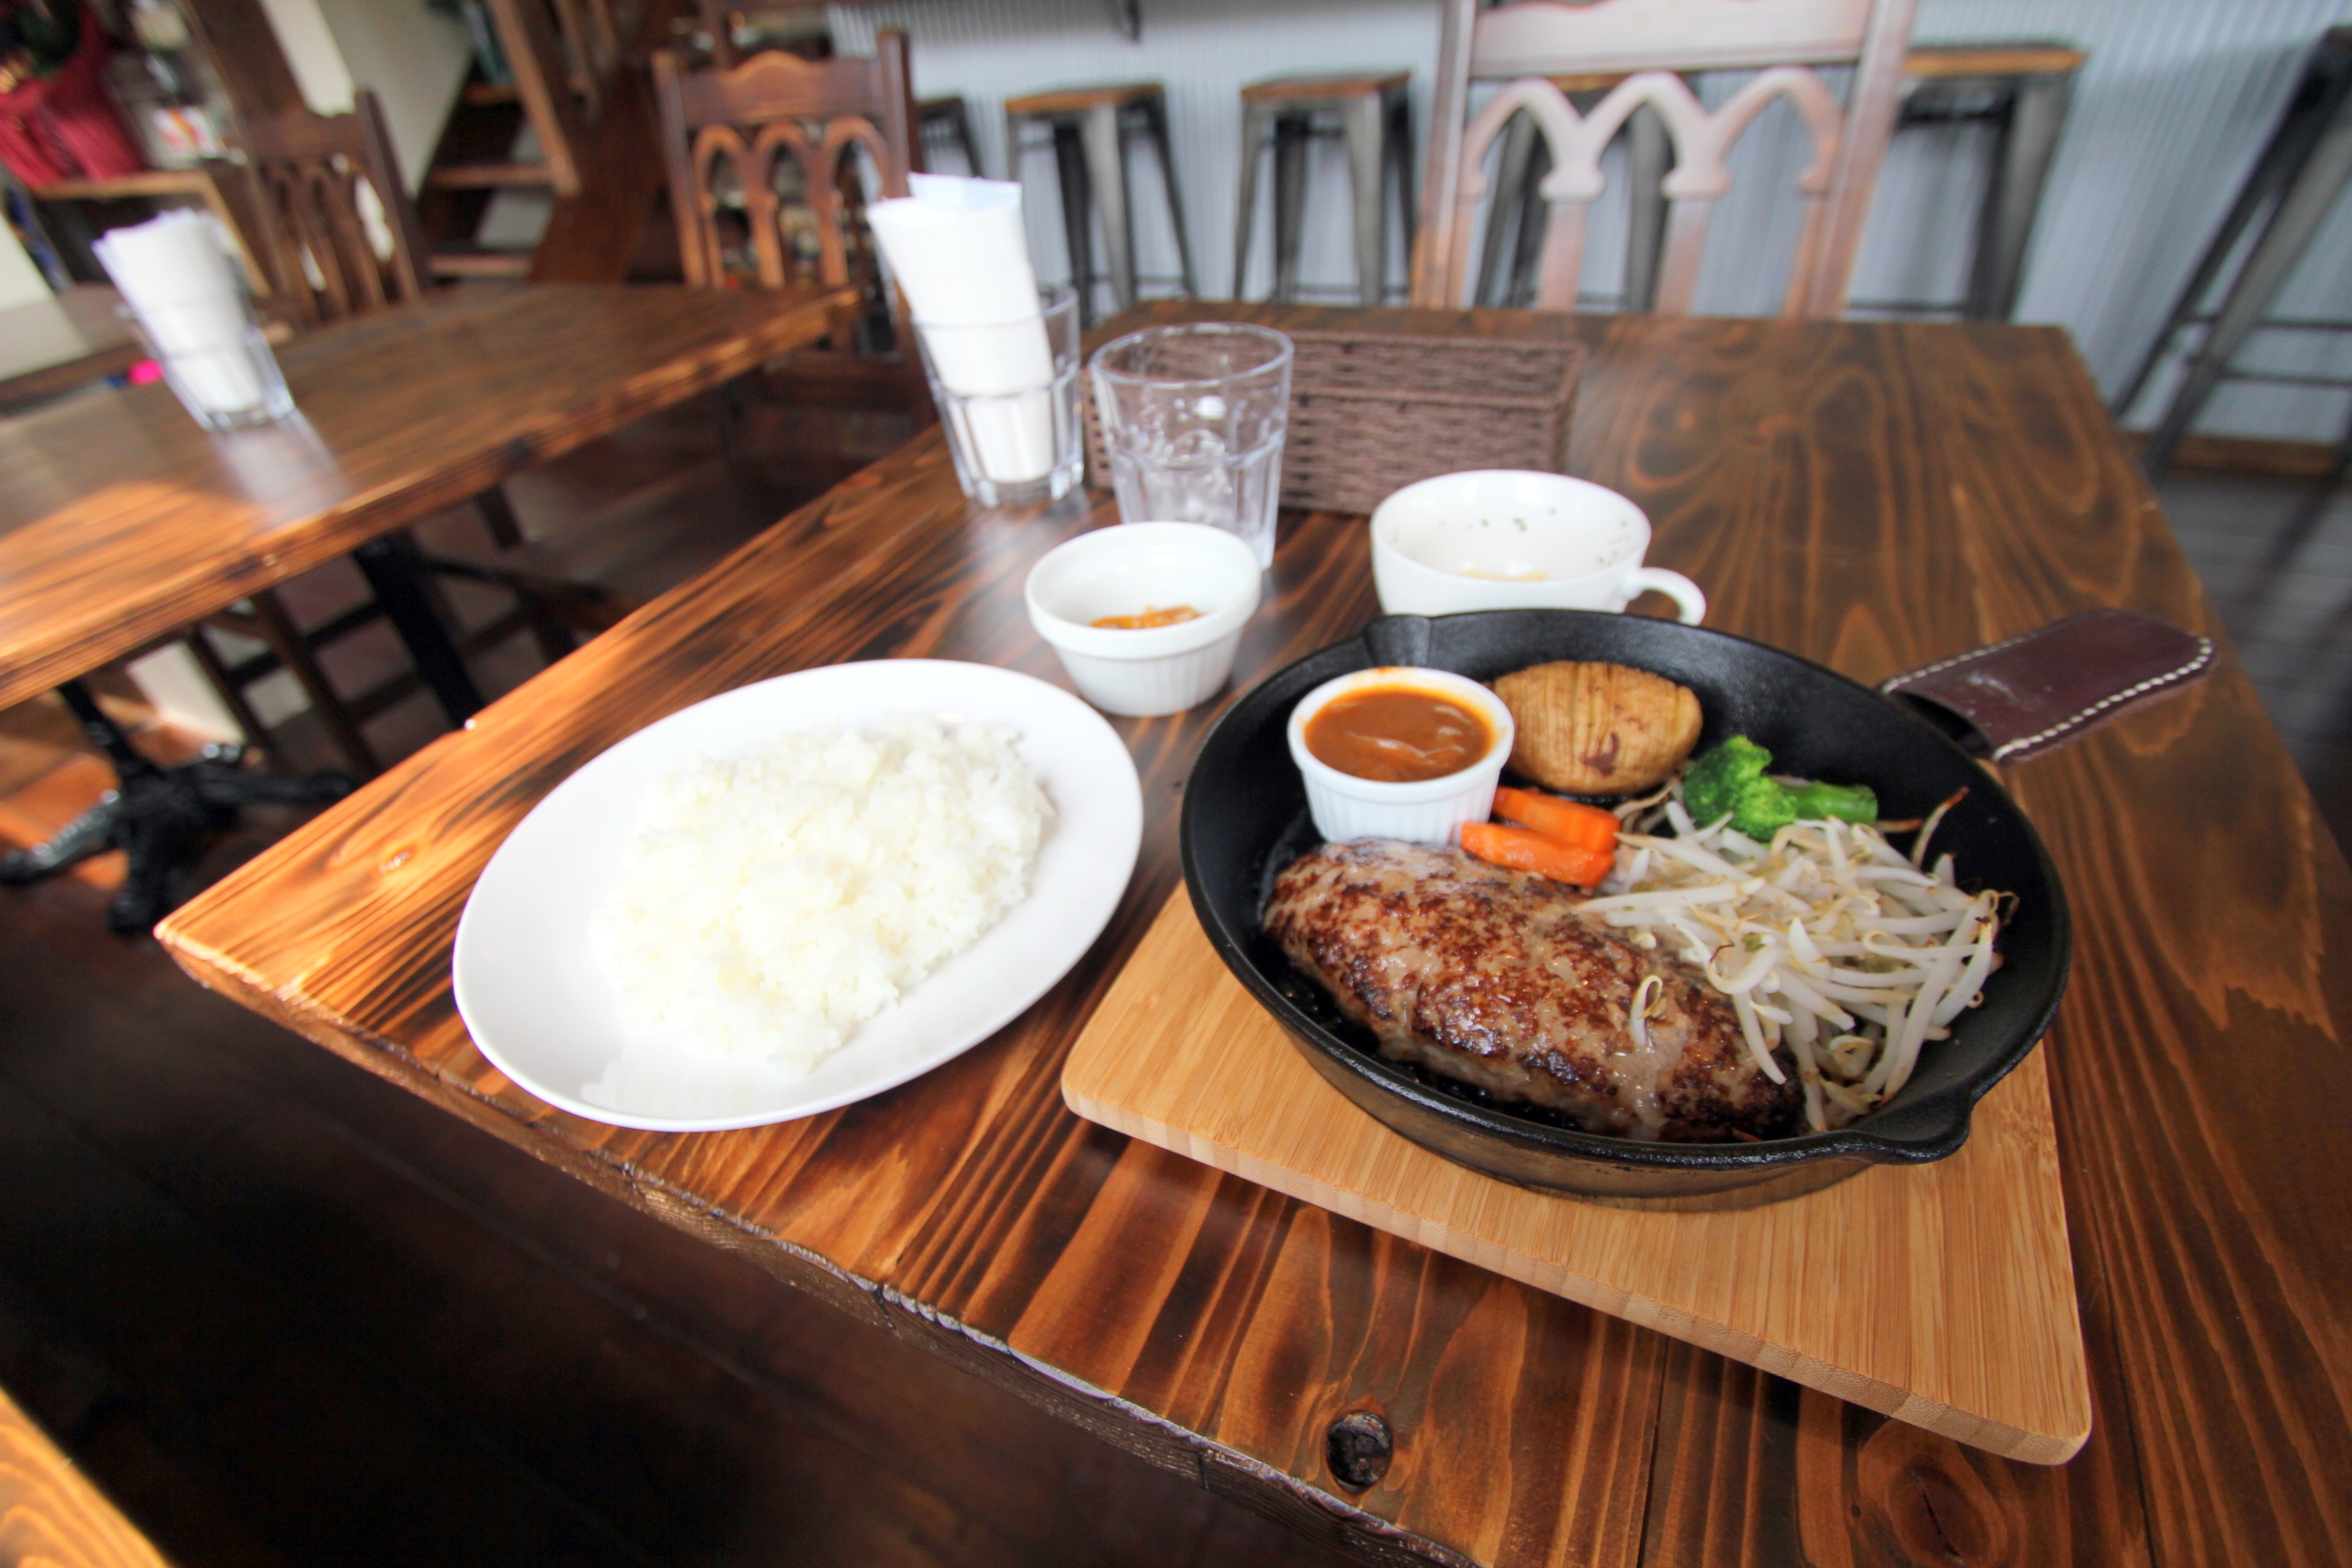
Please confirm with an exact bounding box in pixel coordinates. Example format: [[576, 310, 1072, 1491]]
[[589, 713, 1052, 1078]]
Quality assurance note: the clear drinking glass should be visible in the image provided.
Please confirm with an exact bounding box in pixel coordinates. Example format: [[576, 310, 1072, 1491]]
[[1090, 324, 1294, 566], [915, 285, 1084, 507], [117, 294, 294, 432]]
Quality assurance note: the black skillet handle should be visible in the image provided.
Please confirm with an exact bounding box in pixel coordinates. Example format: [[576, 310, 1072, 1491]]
[[1360, 615, 1436, 668], [1878, 610, 2216, 764]]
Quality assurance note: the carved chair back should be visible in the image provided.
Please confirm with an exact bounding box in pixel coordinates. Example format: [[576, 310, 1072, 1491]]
[[652, 31, 919, 296], [1412, 0, 1916, 317], [233, 91, 433, 329]]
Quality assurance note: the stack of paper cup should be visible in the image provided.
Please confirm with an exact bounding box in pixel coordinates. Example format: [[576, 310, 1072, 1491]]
[[867, 175, 1057, 483], [93, 211, 288, 426]]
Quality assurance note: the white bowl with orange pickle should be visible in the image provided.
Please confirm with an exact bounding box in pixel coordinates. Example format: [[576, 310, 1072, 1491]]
[[1025, 522, 1264, 717], [1286, 667, 1514, 846]]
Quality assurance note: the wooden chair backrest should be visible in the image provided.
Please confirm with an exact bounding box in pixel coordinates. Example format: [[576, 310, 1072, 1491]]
[[233, 91, 433, 329], [1411, 0, 1917, 317], [652, 31, 919, 292]]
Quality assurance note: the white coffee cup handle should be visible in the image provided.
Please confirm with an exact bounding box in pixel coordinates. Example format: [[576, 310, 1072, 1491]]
[[1622, 568, 1707, 624]]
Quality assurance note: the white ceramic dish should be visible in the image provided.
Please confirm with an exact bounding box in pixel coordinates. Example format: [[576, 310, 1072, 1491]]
[[1024, 522, 1263, 716], [451, 660, 1143, 1132], [1286, 666, 1514, 846], [1370, 469, 1706, 623]]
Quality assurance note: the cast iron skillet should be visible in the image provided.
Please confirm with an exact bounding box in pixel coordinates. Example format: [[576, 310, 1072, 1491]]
[[1180, 612, 2072, 1206]]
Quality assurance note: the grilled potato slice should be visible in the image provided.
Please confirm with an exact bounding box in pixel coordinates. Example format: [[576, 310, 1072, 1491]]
[[1494, 661, 1702, 795]]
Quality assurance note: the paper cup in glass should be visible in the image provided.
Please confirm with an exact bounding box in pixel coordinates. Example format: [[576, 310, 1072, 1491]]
[[915, 285, 1083, 506], [1090, 324, 1293, 567], [118, 292, 293, 432]]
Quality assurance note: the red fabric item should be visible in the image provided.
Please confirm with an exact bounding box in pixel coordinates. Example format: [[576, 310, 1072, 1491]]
[[0, 7, 144, 186]]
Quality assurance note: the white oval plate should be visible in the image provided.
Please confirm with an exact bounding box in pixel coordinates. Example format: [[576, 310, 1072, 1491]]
[[452, 660, 1143, 1132]]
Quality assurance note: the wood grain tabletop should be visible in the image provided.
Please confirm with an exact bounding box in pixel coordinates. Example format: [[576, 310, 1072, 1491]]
[[0, 282, 849, 710], [156, 301, 2352, 1568], [0, 1381, 173, 1568]]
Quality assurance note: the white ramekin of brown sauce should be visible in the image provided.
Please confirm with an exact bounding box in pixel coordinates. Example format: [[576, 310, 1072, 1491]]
[[1287, 667, 1514, 846], [1025, 522, 1264, 716]]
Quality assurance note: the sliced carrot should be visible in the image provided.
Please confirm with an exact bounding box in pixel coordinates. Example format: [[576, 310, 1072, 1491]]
[[1460, 821, 1615, 887], [1492, 787, 1619, 853]]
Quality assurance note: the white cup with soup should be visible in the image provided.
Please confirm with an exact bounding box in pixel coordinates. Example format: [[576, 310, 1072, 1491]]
[[1369, 470, 1706, 624]]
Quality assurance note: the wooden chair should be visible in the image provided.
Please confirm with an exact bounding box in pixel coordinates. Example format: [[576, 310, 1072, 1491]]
[[192, 92, 627, 776], [234, 91, 436, 330], [1412, 0, 1918, 317], [652, 31, 927, 460], [1474, 41, 2083, 317], [652, 30, 917, 302]]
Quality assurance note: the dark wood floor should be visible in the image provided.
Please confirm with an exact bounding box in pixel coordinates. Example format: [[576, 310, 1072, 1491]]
[[1, 397, 2345, 1564]]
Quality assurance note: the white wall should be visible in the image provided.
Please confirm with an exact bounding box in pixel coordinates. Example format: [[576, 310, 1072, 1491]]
[[314, 0, 474, 192], [255, 0, 473, 191], [832, 0, 2352, 442], [253, 0, 353, 110], [0, 222, 51, 309]]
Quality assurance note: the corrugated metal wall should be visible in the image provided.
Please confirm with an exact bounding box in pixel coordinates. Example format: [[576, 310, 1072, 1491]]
[[832, 0, 2352, 441]]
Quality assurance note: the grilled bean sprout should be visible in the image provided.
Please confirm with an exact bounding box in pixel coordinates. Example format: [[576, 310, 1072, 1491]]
[[1592, 780, 2004, 1132]]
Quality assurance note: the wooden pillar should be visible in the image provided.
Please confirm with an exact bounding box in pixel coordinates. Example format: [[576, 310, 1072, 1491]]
[[182, 0, 309, 127]]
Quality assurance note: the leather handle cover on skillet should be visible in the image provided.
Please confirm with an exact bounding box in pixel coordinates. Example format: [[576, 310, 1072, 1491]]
[[1879, 609, 2217, 763]]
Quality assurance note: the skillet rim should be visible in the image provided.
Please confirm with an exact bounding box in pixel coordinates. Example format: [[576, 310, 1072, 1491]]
[[1179, 610, 2074, 1179]]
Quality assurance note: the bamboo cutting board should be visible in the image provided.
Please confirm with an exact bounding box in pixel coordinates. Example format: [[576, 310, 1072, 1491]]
[[1063, 890, 2092, 1464]]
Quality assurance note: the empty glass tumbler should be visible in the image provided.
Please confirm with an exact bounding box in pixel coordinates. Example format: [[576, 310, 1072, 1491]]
[[1089, 324, 1294, 566]]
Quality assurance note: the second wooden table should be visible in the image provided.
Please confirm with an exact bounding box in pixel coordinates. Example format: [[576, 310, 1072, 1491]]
[[0, 281, 848, 710]]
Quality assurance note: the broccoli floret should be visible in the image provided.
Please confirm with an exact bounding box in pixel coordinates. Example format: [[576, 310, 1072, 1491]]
[[1681, 736, 1877, 838], [1681, 736, 1784, 834]]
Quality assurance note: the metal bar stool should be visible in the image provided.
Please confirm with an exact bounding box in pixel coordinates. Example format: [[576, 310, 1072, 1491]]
[[2117, 25, 2352, 477], [1892, 44, 2084, 321], [918, 95, 982, 176], [1004, 82, 1199, 325], [1475, 44, 2082, 318], [1231, 73, 1413, 305]]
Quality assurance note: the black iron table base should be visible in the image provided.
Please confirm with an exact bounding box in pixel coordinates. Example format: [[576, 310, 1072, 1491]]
[[0, 680, 352, 933], [352, 534, 484, 725]]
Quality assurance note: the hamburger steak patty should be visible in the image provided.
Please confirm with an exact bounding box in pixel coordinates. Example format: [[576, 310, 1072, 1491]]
[[1263, 839, 1800, 1142]]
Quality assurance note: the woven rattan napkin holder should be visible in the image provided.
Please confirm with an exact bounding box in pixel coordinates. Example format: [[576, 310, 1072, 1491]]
[[1083, 329, 1585, 516]]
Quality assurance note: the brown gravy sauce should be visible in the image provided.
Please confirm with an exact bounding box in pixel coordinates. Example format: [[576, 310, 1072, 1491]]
[[1306, 686, 1492, 782]]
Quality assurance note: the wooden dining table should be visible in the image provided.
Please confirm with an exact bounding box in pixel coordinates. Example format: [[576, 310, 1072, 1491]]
[[153, 299, 2350, 1568], [0, 280, 848, 717]]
